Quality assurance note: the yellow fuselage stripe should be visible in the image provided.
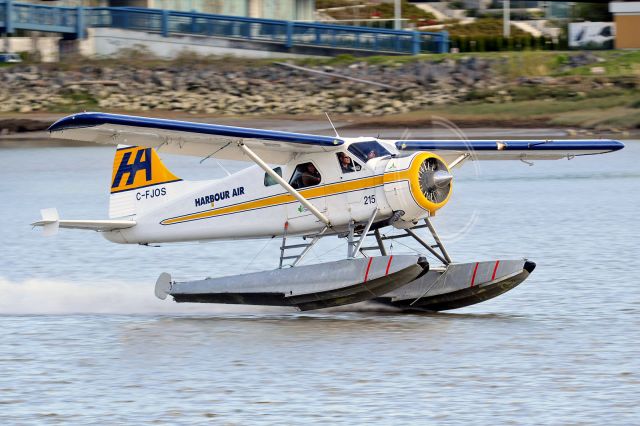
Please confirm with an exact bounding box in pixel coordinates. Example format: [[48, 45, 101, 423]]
[[161, 173, 406, 225]]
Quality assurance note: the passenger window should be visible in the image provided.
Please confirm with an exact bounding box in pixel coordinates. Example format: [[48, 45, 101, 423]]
[[336, 152, 361, 173], [264, 167, 283, 186], [289, 162, 321, 189], [348, 141, 391, 163]]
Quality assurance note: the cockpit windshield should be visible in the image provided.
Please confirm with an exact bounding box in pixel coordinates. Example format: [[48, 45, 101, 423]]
[[348, 141, 391, 163]]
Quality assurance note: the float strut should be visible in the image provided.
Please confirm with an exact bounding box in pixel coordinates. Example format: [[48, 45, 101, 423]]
[[351, 209, 377, 258], [424, 217, 452, 264], [405, 228, 449, 265], [374, 229, 387, 256]]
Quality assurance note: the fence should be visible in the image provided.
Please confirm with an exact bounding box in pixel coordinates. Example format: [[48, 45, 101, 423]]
[[1, 1, 449, 55]]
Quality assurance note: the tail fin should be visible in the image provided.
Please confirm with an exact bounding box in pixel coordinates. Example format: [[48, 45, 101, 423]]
[[109, 145, 182, 218]]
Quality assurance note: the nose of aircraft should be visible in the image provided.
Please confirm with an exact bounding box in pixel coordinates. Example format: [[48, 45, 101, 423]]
[[429, 170, 453, 189]]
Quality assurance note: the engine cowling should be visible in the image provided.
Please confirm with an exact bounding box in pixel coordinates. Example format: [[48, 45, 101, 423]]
[[383, 152, 453, 220]]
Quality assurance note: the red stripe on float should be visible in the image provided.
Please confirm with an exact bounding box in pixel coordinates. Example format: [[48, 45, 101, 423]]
[[470, 262, 479, 287], [364, 257, 373, 283], [491, 260, 500, 281], [385, 255, 393, 276]]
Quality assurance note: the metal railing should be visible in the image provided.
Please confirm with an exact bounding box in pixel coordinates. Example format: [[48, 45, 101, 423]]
[[1, 0, 448, 55], [1, 1, 80, 35]]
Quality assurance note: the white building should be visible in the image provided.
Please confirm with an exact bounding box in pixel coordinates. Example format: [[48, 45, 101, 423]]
[[24, 0, 316, 21]]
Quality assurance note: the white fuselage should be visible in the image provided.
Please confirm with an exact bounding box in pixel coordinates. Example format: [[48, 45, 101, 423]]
[[103, 140, 414, 244]]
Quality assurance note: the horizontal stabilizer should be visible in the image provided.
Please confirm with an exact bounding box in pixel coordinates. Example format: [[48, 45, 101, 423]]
[[32, 208, 136, 235]]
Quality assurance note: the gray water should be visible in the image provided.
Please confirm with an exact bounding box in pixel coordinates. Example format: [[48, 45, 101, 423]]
[[1, 139, 639, 424]]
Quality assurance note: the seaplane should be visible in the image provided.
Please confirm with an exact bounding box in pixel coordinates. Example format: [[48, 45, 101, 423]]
[[33, 112, 624, 311]]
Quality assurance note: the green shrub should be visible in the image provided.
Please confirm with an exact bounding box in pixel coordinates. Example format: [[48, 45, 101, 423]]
[[477, 36, 486, 52]]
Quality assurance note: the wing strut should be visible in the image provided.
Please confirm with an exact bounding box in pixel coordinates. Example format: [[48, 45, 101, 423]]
[[448, 153, 471, 169], [237, 142, 331, 226]]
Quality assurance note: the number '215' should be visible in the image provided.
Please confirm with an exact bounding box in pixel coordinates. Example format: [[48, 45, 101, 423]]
[[364, 195, 376, 205]]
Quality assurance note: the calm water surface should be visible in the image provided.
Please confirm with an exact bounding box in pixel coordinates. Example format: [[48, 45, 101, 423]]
[[0, 138, 639, 424]]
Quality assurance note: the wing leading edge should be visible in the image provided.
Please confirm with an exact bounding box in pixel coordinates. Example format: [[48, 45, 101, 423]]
[[49, 112, 345, 164], [395, 139, 624, 163]]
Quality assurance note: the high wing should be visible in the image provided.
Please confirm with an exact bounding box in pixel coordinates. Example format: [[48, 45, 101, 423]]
[[49, 112, 344, 164], [393, 139, 624, 166]]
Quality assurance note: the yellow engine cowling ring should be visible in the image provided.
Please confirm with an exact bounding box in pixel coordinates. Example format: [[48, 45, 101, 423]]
[[382, 152, 453, 220]]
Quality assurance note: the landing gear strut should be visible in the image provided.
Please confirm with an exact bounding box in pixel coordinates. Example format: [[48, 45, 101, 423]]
[[361, 216, 452, 266]]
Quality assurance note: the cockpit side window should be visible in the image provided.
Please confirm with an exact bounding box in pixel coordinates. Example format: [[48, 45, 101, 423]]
[[336, 152, 361, 174], [264, 167, 283, 187], [348, 141, 391, 163], [289, 162, 322, 189]]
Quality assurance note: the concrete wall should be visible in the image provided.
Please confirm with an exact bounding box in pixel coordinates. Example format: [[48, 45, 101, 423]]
[[2, 36, 60, 62], [79, 27, 314, 59]]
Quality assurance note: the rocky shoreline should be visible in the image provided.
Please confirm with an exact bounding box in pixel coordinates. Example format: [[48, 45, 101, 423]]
[[1, 58, 477, 116], [1, 52, 637, 133]]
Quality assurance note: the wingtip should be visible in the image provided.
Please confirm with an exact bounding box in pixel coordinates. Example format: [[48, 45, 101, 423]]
[[610, 140, 625, 151], [48, 111, 102, 132]]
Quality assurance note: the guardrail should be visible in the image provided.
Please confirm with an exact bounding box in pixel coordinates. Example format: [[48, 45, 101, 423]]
[[1, 0, 448, 55], [0, 0, 81, 35]]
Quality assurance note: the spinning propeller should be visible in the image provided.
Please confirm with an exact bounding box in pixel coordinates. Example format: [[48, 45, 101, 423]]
[[418, 157, 453, 204]]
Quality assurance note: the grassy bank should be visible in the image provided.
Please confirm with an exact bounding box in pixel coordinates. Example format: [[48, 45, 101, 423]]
[[299, 50, 640, 131], [295, 50, 640, 77]]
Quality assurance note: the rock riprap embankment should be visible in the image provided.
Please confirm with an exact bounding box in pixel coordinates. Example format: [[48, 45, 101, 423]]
[[1, 53, 633, 117], [0, 57, 503, 116]]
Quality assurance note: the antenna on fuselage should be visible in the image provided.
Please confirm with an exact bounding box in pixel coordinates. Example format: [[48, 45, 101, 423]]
[[325, 112, 340, 138], [199, 140, 232, 176]]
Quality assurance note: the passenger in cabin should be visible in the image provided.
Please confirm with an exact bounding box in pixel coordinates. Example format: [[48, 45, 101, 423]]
[[301, 163, 321, 187], [367, 149, 378, 160], [337, 152, 357, 173]]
